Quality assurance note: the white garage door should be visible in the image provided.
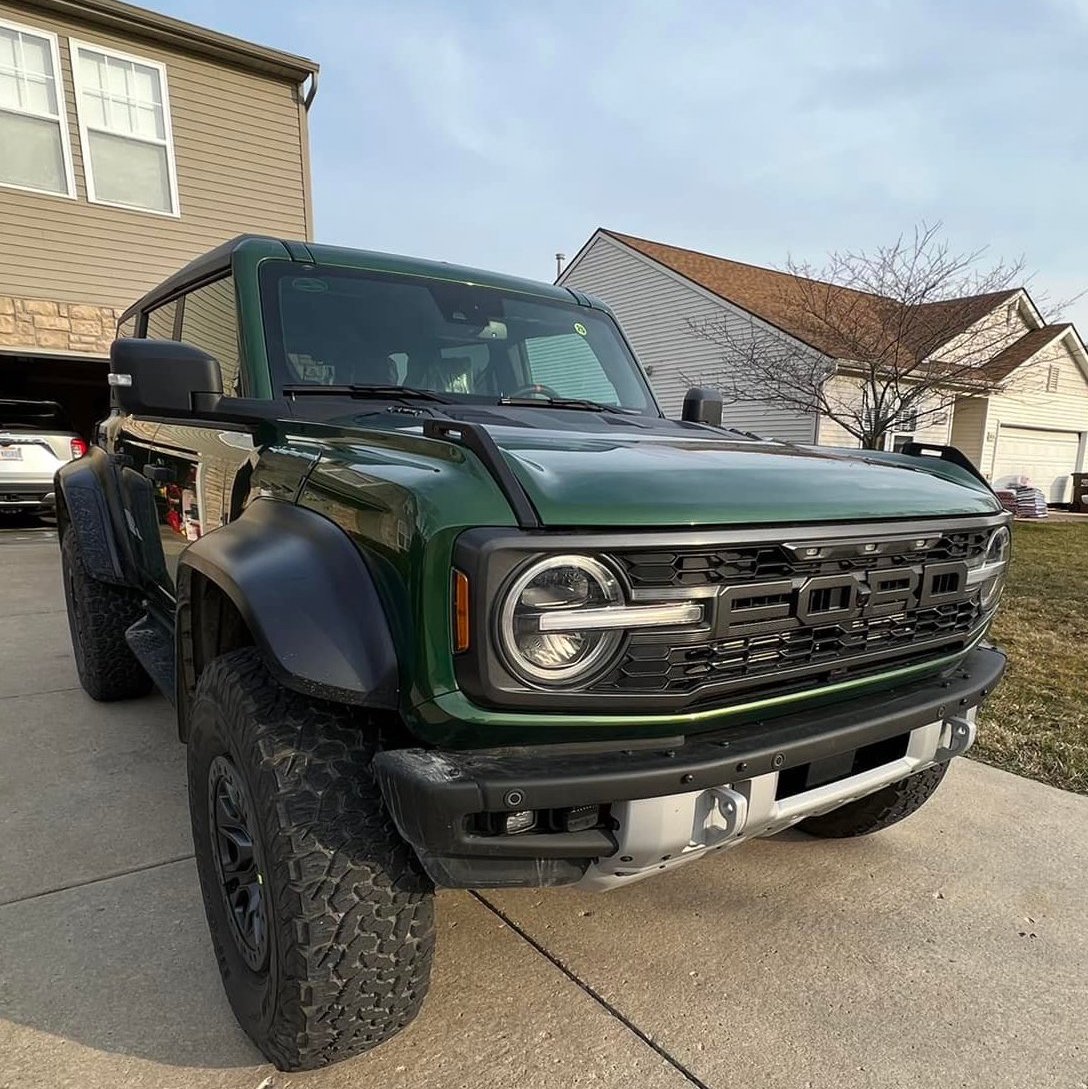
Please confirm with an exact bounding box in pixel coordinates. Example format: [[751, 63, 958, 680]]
[[991, 426, 1082, 502]]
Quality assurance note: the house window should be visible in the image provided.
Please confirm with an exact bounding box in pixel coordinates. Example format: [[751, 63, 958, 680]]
[[0, 19, 74, 196], [1047, 365, 1060, 393], [70, 40, 178, 215], [179, 277, 242, 394]]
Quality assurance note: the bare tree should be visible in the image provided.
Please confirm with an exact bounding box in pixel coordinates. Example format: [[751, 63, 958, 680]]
[[685, 223, 1072, 449]]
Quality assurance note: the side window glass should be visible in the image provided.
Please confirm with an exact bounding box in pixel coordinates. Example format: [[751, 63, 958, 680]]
[[180, 276, 242, 395], [524, 334, 619, 402], [145, 299, 177, 339], [116, 314, 136, 338]]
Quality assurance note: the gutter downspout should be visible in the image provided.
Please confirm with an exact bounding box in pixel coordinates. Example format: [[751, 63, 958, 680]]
[[302, 70, 319, 110], [297, 72, 318, 241]]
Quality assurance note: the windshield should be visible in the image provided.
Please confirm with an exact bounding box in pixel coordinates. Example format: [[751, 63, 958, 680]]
[[258, 261, 658, 413]]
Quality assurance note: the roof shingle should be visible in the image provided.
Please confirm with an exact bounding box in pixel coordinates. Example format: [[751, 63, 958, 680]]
[[602, 229, 1020, 367]]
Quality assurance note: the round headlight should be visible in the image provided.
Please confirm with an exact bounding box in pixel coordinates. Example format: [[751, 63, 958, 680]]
[[986, 525, 1011, 566], [498, 555, 624, 685], [980, 525, 1011, 610]]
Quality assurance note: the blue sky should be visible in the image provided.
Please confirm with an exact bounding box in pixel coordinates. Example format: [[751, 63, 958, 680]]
[[159, 0, 1088, 328]]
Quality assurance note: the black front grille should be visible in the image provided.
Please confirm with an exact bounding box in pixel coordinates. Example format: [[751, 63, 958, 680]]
[[587, 526, 992, 705], [614, 529, 990, 590], [595, 599, 981, 697]]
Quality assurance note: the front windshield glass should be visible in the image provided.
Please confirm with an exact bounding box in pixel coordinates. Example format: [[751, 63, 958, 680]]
[[258, 261, 657, 413]]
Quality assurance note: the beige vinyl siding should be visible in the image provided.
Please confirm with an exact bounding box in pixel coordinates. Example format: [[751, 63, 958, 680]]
[[0, 0, 309, 312], [560, 234, 816, 440], [817, 374, 954, 449], [938, 294, 1033, 368], [977, 336, 1088, 484], [949, 396, 989, 467]]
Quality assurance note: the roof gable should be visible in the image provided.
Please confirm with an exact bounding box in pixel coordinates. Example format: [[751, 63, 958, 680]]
[[980, 323, 1088, 386], [600, 229, 1021, 367]]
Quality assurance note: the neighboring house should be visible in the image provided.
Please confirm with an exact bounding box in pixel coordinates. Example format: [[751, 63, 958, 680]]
[[559, 229, 1088, 503], [0, 0, 318, 435]]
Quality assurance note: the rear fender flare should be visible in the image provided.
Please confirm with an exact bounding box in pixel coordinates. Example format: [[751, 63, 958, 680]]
[[176, 498, 400, 710], [53, 446, 132, 585]]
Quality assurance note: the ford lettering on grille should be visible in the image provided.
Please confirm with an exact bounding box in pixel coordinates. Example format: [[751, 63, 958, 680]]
[[715, 561, 969, 636]]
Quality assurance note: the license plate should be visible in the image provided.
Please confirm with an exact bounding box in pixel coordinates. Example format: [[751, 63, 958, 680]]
[[0, 447, 22, 460]]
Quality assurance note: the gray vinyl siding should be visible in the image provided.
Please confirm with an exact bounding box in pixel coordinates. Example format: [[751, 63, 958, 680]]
[[0, 0, 310, 312], [561, 235, 816, 442]]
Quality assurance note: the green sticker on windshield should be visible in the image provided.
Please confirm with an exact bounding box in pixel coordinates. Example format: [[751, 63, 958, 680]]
[[574, 322, 587, 336]]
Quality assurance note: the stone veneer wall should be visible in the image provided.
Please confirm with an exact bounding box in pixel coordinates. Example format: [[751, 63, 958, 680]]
[[0, 295, 120, 357]]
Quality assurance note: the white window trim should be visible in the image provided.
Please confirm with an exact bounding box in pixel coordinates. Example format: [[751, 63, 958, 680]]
[[0, 16, 76, 199], [68, 36, 180, 218]]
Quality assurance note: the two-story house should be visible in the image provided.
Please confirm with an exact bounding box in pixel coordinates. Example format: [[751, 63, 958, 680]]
[[0, 0, 318, 436], [560, 229, 1088, 503]]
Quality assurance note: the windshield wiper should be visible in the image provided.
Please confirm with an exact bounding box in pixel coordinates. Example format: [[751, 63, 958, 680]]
[[498, 396, 635, 415], [283, 384, 451, 403]]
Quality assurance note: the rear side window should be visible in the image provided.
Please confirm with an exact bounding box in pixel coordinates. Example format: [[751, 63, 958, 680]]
[[179, 276, 242, 395], [144, 299, 177, 340]]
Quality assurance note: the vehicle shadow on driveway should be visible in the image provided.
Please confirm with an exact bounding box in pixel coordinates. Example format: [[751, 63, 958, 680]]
[[0, 857, 263, 1071]]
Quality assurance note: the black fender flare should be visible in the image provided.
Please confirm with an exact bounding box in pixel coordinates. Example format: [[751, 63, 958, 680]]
[[53, 446, 132, 585], [177, 498, 399, 709]]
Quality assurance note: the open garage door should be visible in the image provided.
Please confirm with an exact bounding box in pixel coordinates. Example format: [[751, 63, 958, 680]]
[[991, 426, 1082, 503], [0, 351, 109, 444]]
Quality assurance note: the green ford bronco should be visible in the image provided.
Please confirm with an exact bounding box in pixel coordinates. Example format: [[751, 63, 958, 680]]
[[56, 236, 1009, 1070]]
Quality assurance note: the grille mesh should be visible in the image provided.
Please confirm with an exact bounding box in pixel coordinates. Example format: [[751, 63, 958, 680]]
[[596, 600, 981, 696], [614, 530, 990, 590], [591, 528, 991, 701]]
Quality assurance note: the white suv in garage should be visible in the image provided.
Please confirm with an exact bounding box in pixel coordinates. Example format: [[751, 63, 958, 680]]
[[0, 400, 86, 516]]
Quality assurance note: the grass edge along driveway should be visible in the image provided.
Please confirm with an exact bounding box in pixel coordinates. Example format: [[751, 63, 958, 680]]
[[975, 520, 1088, 796]]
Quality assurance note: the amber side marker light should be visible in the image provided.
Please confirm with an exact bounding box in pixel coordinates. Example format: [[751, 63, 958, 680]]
[[453, 570, 471, 652]]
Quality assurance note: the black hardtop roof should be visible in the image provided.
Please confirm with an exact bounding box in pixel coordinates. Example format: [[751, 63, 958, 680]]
[[120, 235, 581, 323]]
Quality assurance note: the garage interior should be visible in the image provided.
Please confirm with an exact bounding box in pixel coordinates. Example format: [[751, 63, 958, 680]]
[[0, 350, 110, 443]]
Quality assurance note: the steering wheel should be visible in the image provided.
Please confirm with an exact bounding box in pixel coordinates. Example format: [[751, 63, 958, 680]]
[[509, 383, 562, 400]]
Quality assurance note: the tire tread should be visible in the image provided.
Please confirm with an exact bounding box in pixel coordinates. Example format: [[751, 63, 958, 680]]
[[188, 648, 434, 1072], [798, 762, 949, 839], [61, 530, 152, 701]]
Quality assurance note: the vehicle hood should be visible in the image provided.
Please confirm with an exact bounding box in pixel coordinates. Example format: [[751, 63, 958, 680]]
[[276, 408, 1000, 528], [483, 426, 1000, 526]]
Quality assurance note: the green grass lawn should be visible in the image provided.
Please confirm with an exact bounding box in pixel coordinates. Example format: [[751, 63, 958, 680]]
[[974, 520, 1088, 795]]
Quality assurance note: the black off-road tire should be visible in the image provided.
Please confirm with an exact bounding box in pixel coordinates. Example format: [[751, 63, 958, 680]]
[[797, 762, 949, 839], [187, 647, 435, 1072], [60, 529, 153, 701]]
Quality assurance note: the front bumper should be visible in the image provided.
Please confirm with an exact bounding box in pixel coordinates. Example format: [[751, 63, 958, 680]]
[[373, 645, 1005, 889]]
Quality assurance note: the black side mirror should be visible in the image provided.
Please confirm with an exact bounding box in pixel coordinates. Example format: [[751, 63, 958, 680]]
[[109, 338, 222, 418], [681, 387, 724, 427]]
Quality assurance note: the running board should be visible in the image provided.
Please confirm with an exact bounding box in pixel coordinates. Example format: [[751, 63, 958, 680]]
[[125, 613, 176, 704]]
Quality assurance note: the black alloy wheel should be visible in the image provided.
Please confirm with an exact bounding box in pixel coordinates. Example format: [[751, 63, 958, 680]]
[[207, 755, 268, 971]]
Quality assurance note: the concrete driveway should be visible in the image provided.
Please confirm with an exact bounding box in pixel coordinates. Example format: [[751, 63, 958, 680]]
[[1, 527, 1086, 1089]]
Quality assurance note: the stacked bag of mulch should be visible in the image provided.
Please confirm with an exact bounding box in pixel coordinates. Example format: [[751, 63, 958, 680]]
[[995, 478, 1048, 519]]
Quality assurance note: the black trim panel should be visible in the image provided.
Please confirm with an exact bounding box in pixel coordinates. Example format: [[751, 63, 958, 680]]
[[422, 418, 541, 528], [54, 446, 132, 585], [177, 498, 398, 707]]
